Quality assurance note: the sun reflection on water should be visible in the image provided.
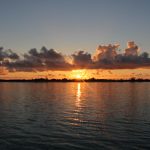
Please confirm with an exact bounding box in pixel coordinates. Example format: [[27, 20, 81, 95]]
[[76, 83, 81, 108], [67, 83, 82, 126]]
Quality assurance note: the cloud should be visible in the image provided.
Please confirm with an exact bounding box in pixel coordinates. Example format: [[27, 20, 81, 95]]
[[5, 46, 72, 72], [72, 50, 92, 68], [0, 47, 19, 61], [125, 41, 139, 56], [93, 44, 119, 63], [92, 41, 150, 69], [0, 41, 150, 72]]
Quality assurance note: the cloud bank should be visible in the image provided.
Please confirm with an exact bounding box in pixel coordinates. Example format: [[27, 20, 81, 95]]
[[0, 41, 150, 72]]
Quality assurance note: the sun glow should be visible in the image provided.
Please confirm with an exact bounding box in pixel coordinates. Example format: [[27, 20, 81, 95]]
[[76, 74, 82, 79], [71, 70, 89, 79]]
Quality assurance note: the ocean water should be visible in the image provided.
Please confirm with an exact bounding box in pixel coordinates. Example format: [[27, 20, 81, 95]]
[[0, 82, 150, 150]]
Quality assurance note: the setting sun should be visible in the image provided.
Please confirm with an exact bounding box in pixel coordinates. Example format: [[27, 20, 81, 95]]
[[76, 74, 82, 79], [70, 70, 89, 79]]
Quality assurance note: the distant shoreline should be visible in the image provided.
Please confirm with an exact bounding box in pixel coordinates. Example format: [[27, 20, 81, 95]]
[[0, 78, 150, 82]]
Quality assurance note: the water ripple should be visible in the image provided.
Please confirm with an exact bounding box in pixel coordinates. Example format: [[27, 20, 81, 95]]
[[0, 82, 150, 149]]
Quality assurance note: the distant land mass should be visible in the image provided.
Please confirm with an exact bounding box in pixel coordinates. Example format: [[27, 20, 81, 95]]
[[0, 78, 150, 82]]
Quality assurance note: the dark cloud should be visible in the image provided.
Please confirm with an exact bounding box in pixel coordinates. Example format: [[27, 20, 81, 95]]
[[0, 47, 19, 61], [0, 47, 6, 61], [6, 49, 20, 60], [0, 41, 150, 72], [92, 41, 150, 69], [5, 46, 72, 72], [72, 51, 92, 68]]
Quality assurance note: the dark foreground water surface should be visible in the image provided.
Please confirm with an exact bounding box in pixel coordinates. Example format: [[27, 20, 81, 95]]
[[0, 82, 150, 150]]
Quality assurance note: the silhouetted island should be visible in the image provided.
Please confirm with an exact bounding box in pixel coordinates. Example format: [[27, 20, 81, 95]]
[[0, 78, 150, 82]]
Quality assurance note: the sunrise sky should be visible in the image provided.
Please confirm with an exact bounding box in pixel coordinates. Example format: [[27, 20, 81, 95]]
[[0, 0, 150, 79]]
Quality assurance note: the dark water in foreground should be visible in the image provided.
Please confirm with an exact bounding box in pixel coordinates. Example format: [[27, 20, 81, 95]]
[[0, 82, 150, 150]]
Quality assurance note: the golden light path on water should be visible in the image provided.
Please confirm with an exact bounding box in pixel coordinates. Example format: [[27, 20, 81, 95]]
[[69, 83, 82, 126], [76, 83, 81, 108]]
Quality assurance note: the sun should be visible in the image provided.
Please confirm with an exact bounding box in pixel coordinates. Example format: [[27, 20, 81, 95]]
[[76, 74, 82, 79], [70, 69, 89, 79]]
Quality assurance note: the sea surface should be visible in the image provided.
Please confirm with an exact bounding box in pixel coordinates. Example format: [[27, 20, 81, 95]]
[[0, 82, 150, 150]]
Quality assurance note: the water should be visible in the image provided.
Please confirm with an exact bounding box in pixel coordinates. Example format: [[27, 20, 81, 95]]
[[0, 82, 150, 150]]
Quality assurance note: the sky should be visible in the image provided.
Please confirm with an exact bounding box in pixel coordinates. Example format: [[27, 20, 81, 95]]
[[0, 0, 150, 79], [0, 0, 150, 54]]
